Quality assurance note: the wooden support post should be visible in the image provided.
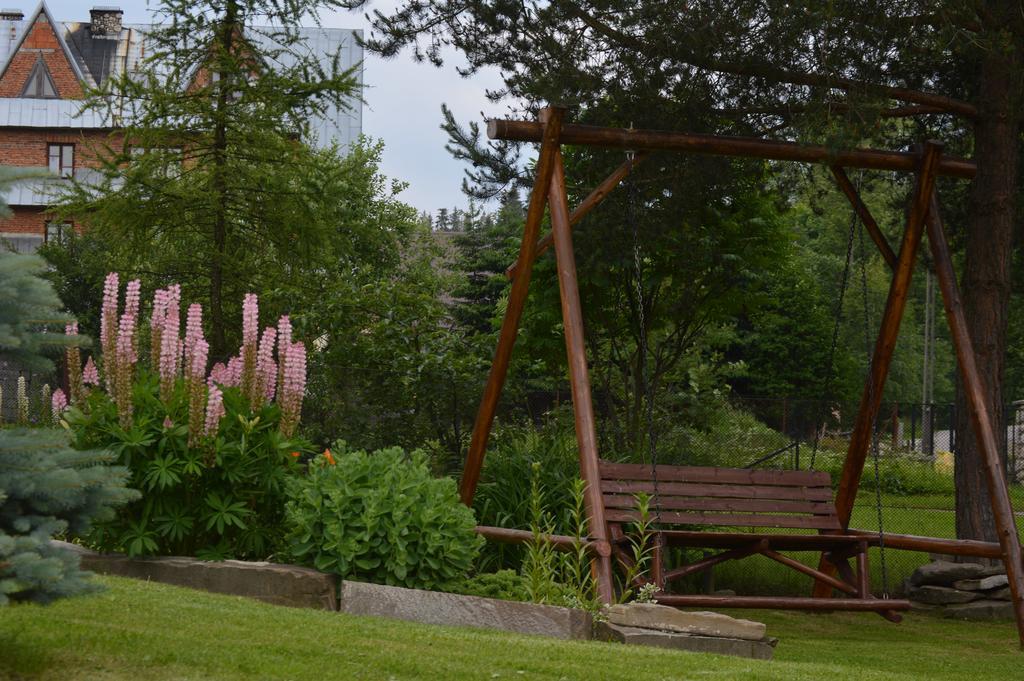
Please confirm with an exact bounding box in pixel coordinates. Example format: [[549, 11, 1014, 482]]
[[925, 195, 1024, 648], [459, 107, 565, 505], [548, 147, 615, 604], [813, 141, 943, 598], [505, 153, 648, 279], [856, 541, 870, 598], [830, 165, 898, 270]]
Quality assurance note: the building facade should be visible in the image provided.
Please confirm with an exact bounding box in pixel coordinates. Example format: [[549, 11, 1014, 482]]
[[0, 2, 362, 252]]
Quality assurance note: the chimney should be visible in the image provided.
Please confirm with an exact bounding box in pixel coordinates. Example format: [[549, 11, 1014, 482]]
[[90, 6, 122, 37], [0, 9, 23, 21]]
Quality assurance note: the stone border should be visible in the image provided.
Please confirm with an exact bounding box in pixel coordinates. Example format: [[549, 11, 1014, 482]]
[[339, 580, 593, 640], [53, 541, 773, 656], [52, 541, 592, 640], [53, 540, 339, 610]]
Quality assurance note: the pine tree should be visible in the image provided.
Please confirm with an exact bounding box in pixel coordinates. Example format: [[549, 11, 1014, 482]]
[[0, 174, 135, 606], [55, 0, 360, 357], [0, 429, 138, 605]]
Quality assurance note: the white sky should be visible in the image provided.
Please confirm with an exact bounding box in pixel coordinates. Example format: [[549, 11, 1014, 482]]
[[41, 0, 507, 217]]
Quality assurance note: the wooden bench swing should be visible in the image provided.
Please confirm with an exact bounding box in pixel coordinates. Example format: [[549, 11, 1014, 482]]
[[458, 106, 1024, 647]]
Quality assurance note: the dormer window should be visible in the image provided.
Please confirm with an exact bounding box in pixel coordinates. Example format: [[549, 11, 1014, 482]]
[[22, 55, 59, 98]]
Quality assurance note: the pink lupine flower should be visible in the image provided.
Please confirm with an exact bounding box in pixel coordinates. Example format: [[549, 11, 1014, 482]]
[[100, 272, 119, 391], [242, 294, 259, 348], [114, 313, 136, 428], [204, 385, 225, 437], [100, 272, 119, 348], [263, 359, 277, 401], [276, 315, 291, 391], [159, 311, 180, 400], [82, 357, 99, 386], [124, 279, 142, 320], [254, 326, 276, 405], [240, 293, 259, 403], [190, 338, 209, 380], [184, 303, 203, 355], [277, 315, 292, 354], [187, 338, 210, 445], [116, 314, 136, 364], [150, 287, 168, 368], [65, 322, 84, 405], [279, 341, 307, 437], [51, 388, 67, 422], [225, 356, 243, 387], [207, 362, 228, 387]]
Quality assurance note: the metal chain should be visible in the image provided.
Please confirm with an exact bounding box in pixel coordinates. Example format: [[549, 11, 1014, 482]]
[[809, 185, 860, 470], [626, 148, 661, 525], [857, 211, 890, 598]]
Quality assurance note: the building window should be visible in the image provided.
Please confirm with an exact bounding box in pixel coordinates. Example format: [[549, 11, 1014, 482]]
[[48, 144, 74, 178], [21, 55, 58, 99], [45, 221, 72, 243]]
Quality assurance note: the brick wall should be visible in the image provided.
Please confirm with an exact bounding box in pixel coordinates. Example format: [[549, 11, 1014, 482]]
[[0, 128, 119, 168], [0, 16, 84, 98], [1, 206, 52, 234]]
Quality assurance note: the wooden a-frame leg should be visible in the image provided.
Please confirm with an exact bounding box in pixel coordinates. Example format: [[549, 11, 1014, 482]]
[[548, 147, 615, 603], [813, 142, 943, 598], [459, 107, 565, 505], [926, 195, 1024, 648]]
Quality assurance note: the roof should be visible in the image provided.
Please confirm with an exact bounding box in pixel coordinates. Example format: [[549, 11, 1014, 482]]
[[0, 2, 89, 88], [0, 2, 362, 148], [0, 97, 111, 127]]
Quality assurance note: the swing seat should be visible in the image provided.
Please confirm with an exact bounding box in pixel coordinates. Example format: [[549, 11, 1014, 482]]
[[599, 460, 910, 619]]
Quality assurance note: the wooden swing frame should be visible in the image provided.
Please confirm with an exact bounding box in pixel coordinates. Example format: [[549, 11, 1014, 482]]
[[459, 106, 1024, 647]]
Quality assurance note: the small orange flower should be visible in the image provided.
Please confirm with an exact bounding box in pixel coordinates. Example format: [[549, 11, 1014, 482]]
[[290, 451, 300, 458], [323, 449, 336, 465]]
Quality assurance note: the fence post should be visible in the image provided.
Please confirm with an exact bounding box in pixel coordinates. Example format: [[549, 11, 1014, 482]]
[[910, 406, 917, 453]]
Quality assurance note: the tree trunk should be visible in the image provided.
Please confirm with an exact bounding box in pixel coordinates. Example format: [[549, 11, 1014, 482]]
[[208, 2, 237, 358], [955, 29, 1021, 541]]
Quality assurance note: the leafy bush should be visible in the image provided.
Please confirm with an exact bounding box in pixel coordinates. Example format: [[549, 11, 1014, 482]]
[[68, 373, 312, 559], [456, 569, 531, 602], [0, 428, 137, 605], [286, 444, 483, 590], [818, 452, 955, 495], [64, 276, 314, 559], [473, 426, 582, 571]]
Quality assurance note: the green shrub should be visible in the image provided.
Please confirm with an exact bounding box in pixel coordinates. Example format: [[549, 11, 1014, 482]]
[[286, 444, 483, 590], [473, 426, 582, 571], [456, 569, 531, 602], [67, 372, 313, 559], [0, 428, 137, 605]]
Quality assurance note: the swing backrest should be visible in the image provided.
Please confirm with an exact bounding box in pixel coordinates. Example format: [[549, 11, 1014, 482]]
[[598, 460, 843, 531]]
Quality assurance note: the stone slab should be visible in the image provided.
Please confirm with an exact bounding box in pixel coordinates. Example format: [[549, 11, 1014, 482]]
[[989, 587, 1012, 601], [596, 622, 775, 660], [943, 599, 1016, 621], [339, 580, 592, 640], [953, 574, 1008, 592], [605, 603, 766, 641], [910, 561, 996, 587], [53, 540, 338, 610], [907, 584, 979, 605]]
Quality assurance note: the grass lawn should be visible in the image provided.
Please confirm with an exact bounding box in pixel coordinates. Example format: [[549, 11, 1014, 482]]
[[0, 576, 1021, 680]]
